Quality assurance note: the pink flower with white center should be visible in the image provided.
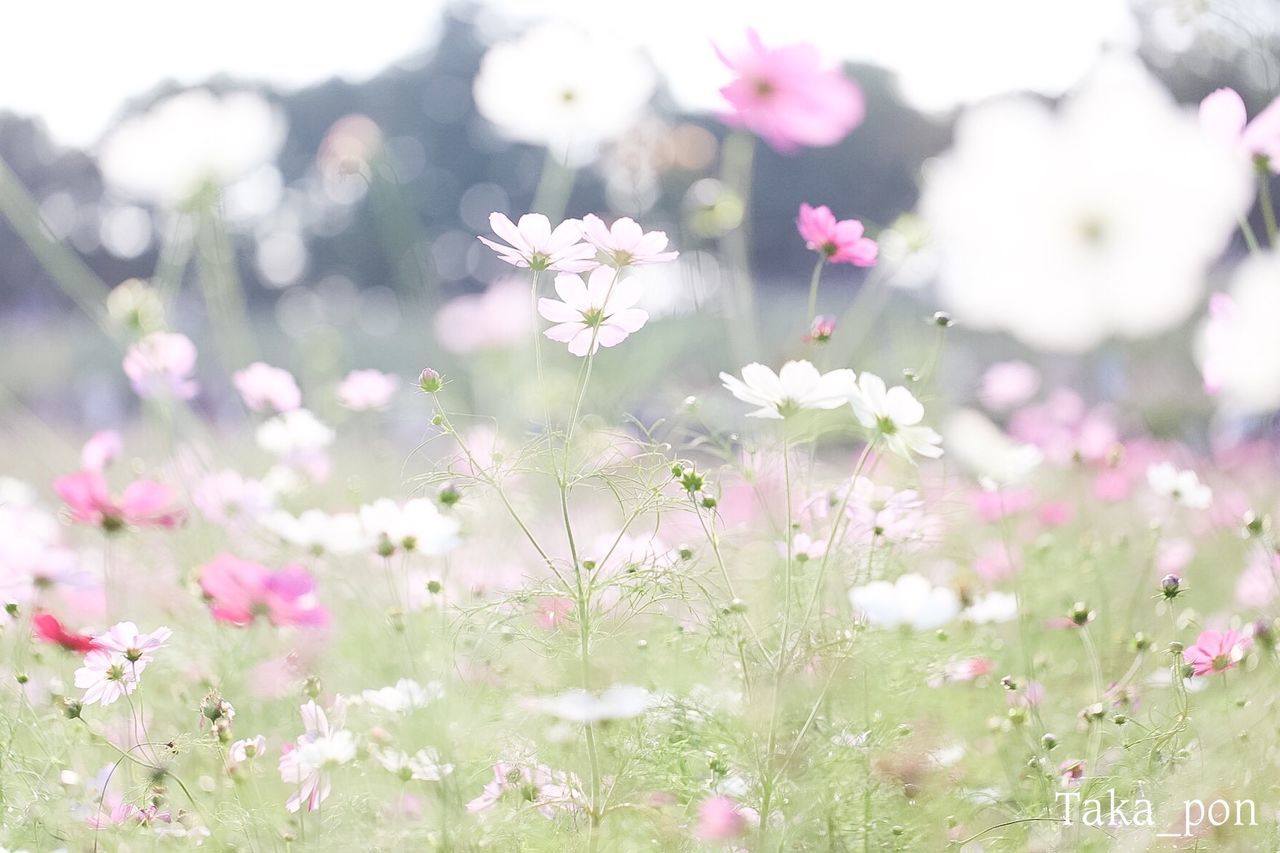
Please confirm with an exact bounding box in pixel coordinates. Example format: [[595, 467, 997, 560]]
[[796, 204, 877, 266], [81, 431, 122, 472], [720, 360, 855, 419], [1199, 87, 1280, 170], [123, 332, 199, 400], [1183, 629, 1250, 677], [54, 469, 185, 532], [336, 369, 399, 411], [478, 212, 597, 273], [197, 554, 329, 629], [232, 362, 301, 413], [848, 373, 943, 460], [578, 214, 678, 268], [979, 361, 1040, 411], [715, 29, 865, 153], [278, 699, 355, 813], [694, 795, 748, 841], [538, 268, 648, 357]]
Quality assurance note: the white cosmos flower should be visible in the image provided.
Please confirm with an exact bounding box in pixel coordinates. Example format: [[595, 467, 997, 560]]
[[1197, 252, 1280, 415], [256, 409, 334, 458], [942, 409, 1042, 486], [376, 747, 454, 782], [719, 360, 856, 419], [848, 373, 943, 460], [526, 685, 654, 724], [962, 591, 1019, 624], [473, 22, 655, 165], [278, 700, 355, 813], [361, 678, 444, 714], [359, 498, 460, 555], [263, 509, 368, 556], [1146, 462, 1212, 509], [538, 268, 649, 357], [849, 574, 959, 630], [99, 89, 286, 208], [920, 56, 1250, 351]]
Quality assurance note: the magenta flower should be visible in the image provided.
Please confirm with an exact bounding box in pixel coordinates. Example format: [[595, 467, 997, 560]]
[[1183, 629, 1251, 677], [336, 369, 399, 411], [715, 29, 864, 153], [1200, 87, 1280, 170], [122, 332, 199, 400], [198, 553, 328, 628], [579, 214, 678, 267], [54, 469, 184, 531], [538, 268, 648, 357], [478, 212, 597, 273], [694, 795, 748, 841], [796, 204, 877, 266], [233, 362, 301, 413]]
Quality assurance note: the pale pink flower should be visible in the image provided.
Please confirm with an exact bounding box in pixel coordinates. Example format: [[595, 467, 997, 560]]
[[1200, 292, 1234, 395], [228, 735, 267, 768], [232, 362, 301, 413], [579, 214, 678, 267], [81, 431, 122, 472], [123, 332, 199, 400], [1184, 629, 1250, 676], [433, 278, 532, 354], [466, 759, 585, 819], [694, 795, 748, 841], [95, 621, 172, 662], [715, 29, 864, 153], [538, 267, 648, 357], [336, 369, 399, 411], [478, 212, 597, 272], [193, 470, 273, 528], [54, 469, 184, 531], [1199, 87, 1280, 170], [979, 361, 1040, 411], [796, 204, 877, 266], [197, 554, 329, 629], [1237, 555, 1279, 608], [278, 699, 355, 813], [779, 532, 827, 562]]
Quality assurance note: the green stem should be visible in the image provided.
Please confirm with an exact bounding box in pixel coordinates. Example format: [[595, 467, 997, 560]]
[[531, 147, 577, 223], [806, 256, 826, 323], [1259, 166, 1279, 246], [720, 131, 758, 364]]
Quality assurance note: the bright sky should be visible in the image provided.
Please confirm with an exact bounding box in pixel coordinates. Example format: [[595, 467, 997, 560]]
[[4, 0, 1137, 149]]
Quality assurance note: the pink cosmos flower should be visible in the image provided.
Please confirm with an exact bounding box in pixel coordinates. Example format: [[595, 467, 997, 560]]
[[232, 362, 301, 413], [86, 800, 172, 829], [122, 332, 199, 400], [1183, 629, 1251, 676], [278, 699, 356, 813], [715, 29, 865, 153], [81, 430, 122, 472], [538, 268, 648, 357], [95, 621, 172, 662], [534, 596, 575, 630], [197, 553, 329, 628], [979, 361, 1041, 411], [478, 212, 597, 272], [1199, 87, 1280, 170], [433, 277, 533, 354], [466, 759, 585, 819], [694, 795, 748, 841], [336, 369, 399, 411], [579, 214, 678, 267], [54, 469, 185, 531], [796, 204, 877, 266], [32, 612, 101, 654], [228, 735, 267, 768]]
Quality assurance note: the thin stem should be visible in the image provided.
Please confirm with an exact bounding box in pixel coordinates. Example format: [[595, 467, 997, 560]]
[[759, 435, 794, 842], [806, 256, 826, 324], [1259, 166, 1278, 246]]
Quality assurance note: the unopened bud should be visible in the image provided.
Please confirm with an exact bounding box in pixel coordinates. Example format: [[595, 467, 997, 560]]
[[418, 368, 444, 393]]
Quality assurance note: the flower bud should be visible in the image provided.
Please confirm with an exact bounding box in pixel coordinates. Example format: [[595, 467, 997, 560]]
[[1244, 511, 1266, 537], [1160, 574, 1182, 599], [1041, 733, 1058, 750], [1069, 602, 1094, 626], [806, 315, 836, 344], [931, 311, 953, 328], [418, 368, 444, 393], [437, 482, 462, 507]]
